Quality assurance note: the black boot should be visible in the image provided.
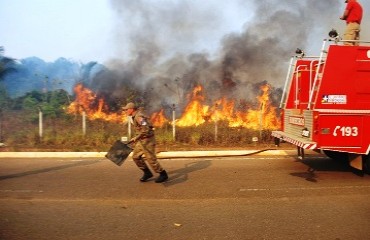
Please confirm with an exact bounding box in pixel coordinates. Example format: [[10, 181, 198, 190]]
[[140, 168, 153, 182], [155, 170, 168, 183]]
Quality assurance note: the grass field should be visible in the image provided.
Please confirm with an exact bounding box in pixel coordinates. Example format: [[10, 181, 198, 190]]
[[0, 110, 278, 152]]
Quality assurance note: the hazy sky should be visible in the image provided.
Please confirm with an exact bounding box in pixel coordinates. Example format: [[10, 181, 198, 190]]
[[1, 0, 369, 64], [1, 0, 115, 62], [0, 0, 250, 63]]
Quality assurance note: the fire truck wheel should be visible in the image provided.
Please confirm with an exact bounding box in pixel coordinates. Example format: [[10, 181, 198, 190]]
[[363, 155, 370, 175], [323, 150, 348, 162]]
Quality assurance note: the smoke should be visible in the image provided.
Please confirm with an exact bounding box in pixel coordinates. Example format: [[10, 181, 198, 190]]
[[219, 0, 343, 100], [85, 0, 368, 114]]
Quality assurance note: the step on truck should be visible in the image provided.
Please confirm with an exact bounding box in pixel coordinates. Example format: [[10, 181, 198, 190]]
[[272, 32, 370, 174]]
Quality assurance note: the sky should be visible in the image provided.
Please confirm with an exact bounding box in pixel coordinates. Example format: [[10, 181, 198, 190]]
[[1, 1, 370, 91], [1, 0, 369, 64], [1, 0, 116, 62], [0, 0, 250, 63], [2, 0, 370, 109]]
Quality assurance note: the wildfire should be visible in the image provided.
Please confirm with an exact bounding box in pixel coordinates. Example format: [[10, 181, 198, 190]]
[[66, 83, 126, 123], [150, 109, 169, 128], [166, 84, 280, 130], [66, 83, 280, 130], [177, 85, 210, 127]]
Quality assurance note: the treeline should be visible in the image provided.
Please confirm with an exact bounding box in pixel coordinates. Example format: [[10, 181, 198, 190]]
[[0, 47, 104, 98], [0, 46, 107, 121], [4, 89, 71, 121]]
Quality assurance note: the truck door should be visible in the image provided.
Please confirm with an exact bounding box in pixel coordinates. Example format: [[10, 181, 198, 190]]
[[318, 115, 363, 149]]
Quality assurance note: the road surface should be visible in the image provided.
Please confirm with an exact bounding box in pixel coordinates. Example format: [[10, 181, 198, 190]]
[[0, 152, 369, 239]]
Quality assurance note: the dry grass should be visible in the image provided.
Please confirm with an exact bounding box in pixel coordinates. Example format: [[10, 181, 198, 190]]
[[0, 111, 280, 152]]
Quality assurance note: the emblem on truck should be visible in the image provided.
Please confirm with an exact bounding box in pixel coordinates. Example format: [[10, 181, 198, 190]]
[[321, 95, 347, 104]]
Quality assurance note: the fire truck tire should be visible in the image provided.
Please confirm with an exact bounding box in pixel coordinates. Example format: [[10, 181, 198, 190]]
[[363, 155, 370, 175], [323, 150, 348, 162]]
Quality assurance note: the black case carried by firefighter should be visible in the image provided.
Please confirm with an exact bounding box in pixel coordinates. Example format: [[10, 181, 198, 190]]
[[105, 140, 133, 166]]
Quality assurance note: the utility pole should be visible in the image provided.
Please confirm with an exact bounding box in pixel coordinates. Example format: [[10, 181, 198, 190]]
[[214, 103, 219, 142], [128, 116, 132, 140], [172, 104, 176, 141], [0, 109, 3, 143], [260, 102, 264, 141], [82, 110, 86, 136], [38, 107, 43, 139]]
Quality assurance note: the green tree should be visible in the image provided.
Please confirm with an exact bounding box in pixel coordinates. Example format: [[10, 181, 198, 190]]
[[22, 93, 41, 122], [0, 46, 17, 81], [43, 89, 71, 118], [16, 89, 71, 122], [0, 46, 17, 110]]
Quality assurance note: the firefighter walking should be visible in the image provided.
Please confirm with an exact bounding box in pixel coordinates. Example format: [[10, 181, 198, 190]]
[[123, 102, 168, 183]]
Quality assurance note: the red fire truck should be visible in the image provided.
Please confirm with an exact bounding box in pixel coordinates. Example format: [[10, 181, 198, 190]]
[[272, 34, 370, 174]]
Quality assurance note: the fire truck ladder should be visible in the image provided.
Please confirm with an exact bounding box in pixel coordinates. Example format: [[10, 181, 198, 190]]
[[307, 39, 328, 110], [279, 57, 295, 109], [280, 53, 323, 110]]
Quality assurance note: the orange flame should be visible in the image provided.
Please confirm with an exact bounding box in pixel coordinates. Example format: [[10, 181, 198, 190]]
[[66, 83, 126, 123], [152, 84, 280, 130], [66, 83, 280, 130], [176, 85, 210, 126], [150, 109, 169, 128]]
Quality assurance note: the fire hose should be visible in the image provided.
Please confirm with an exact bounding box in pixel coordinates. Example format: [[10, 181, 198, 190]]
[[155, 148, 279, 159]]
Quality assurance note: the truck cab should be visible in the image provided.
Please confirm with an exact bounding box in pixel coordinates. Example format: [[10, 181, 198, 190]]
[[272, 36, 370, 173]]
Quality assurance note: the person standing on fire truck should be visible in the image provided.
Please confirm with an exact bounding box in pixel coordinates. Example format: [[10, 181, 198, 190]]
[[340, 0, 363, 46], [123, 102, 168, 183]]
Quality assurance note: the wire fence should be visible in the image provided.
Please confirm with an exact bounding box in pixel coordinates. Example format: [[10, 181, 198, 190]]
[[0, 109, 275, 151]]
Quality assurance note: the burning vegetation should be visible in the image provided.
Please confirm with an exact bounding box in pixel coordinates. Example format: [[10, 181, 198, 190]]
[[66, 82, 280, 130], [67, 84, 127, 123]]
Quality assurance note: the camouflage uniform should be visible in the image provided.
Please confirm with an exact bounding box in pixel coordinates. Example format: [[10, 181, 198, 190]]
[[131, 109, 164, 173]]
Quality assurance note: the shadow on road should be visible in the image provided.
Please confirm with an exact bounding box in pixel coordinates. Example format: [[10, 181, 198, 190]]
[[290, 157, 354, 182], [0, 160, 101, 181], [290, 167, 318, 182], [164, 160, 212, 186]]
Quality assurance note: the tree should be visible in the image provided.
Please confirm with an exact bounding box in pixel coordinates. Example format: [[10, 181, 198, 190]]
[[0, 46, 17, 82], [0, 46, 17, 110]]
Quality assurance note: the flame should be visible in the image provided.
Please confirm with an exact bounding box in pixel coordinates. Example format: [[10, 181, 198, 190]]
[[66, 83, 280, 130], [152, 84, 280, 130], [223, 84, 280, 129], [176, 85, 210, 127], [66, 83, 126, 123], [150, 109, 169, 128]]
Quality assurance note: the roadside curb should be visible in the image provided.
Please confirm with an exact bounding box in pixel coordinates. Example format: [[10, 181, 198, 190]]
[[0, 149, 297, 158]]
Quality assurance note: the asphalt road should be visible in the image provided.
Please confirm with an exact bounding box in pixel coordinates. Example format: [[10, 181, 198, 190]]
[[0, 152, 370, 240]]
